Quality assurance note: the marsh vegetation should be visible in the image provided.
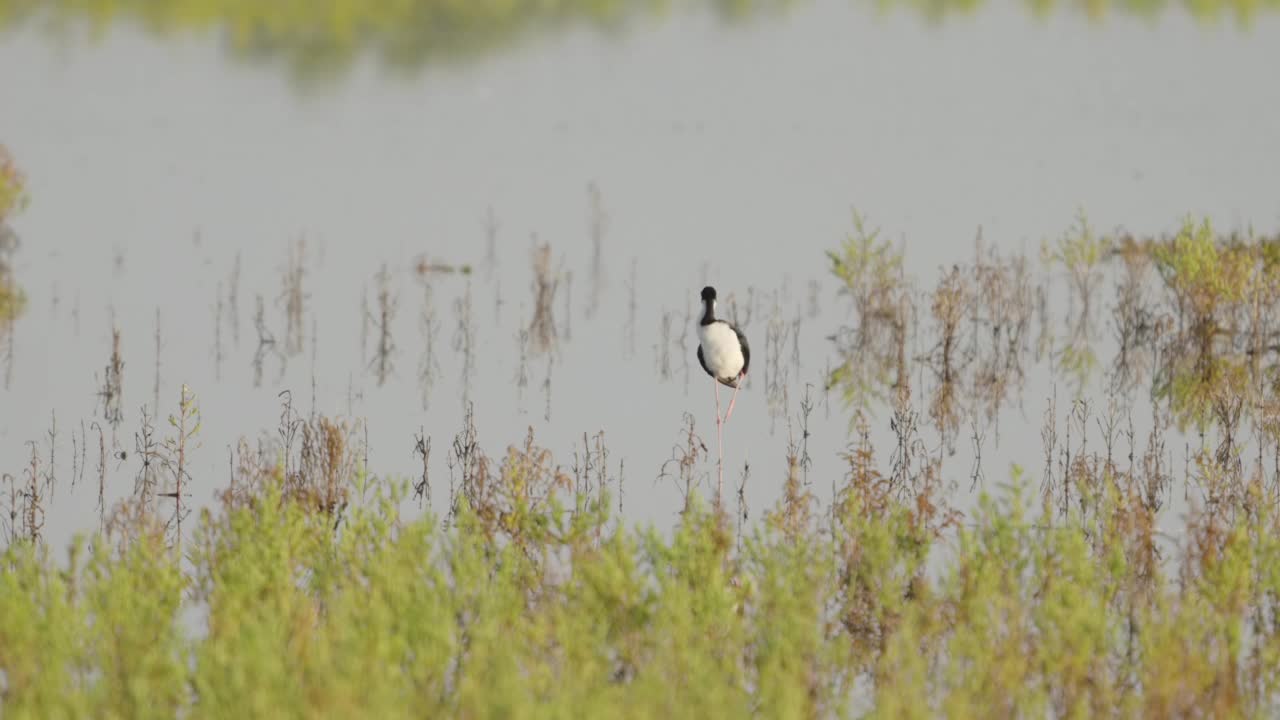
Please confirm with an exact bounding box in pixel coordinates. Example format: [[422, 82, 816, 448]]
[[3, 1, 1280, 712], [1, 0, 1276, 89], [6, 148, 1280, 713]]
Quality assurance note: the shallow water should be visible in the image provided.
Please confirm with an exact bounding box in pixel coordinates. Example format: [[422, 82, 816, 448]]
[[1, 0, 1279, 548]]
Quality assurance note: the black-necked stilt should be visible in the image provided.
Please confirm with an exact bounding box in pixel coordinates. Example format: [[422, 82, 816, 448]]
[[696, 285, 750, 502], [697, 286, 750, 417]]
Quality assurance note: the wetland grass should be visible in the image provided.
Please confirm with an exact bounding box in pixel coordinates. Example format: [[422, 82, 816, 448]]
[[416, 280, 443, 410], [367, 264, 397, 387], [9, 212, 1280, 716], [281, 238, 307, 358], [1, 146, 26, 390], [528, 238, 561, 356], [452, 276, 476, 409], [0, 0, 1272, 97], [12, 386, 1280, 716], [97, 327, 125, 429]]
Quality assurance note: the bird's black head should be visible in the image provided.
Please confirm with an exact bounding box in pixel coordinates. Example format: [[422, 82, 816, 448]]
[[700, 286, 717, 302]]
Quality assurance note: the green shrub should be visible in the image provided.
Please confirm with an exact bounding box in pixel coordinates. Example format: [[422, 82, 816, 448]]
[[6, 436, 1280, 717]]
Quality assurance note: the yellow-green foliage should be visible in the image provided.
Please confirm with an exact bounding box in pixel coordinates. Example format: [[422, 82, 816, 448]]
[[0, 0, 789, 86], [1152, 216, 1256, 315], [827, 211, 903, 311], [7, 454, 1280, 717], [825, 212, 906, 413], [0, 534, 186, 719], [0, 144, 27, 324], [0, 145, 26, 222], [1148, 217, 1273, 430], [2, 0, 1276, 87], [0, 271, 21, 324], [1041, 210, 1108, 298]]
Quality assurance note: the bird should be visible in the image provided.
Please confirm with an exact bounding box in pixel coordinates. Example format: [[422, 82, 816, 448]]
[[696, 285, 750, 503], [697, 285, 751, 422]]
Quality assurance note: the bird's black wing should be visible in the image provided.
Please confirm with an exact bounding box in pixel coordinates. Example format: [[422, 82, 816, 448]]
[[735, 325, 750, 376], [697, 344, 712, 378]]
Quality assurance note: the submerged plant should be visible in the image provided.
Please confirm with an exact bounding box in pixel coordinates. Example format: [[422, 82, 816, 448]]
[[5, 209, 1280, 717], [0, 144, 27, 223], [826, 211, 909, 416], [0, 145, 28, 350], [7, 400, 1280, 717]]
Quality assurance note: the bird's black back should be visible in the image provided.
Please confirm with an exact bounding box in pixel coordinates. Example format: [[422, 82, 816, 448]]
[[734, 325, 750, 376]]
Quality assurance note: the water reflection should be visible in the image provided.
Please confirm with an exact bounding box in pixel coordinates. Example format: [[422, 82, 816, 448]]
[[825, 214, 1280, 452], [0, 0, 791, 86], [0, 145, 26, 387], [2, 0, 1273, 87]]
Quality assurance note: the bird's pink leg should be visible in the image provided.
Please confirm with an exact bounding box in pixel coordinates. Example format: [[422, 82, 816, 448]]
[[715, 377, 724, 506], [724, 375, 743, 424]]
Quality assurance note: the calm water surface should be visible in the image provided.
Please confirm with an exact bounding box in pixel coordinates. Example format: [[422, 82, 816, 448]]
[[1, 1, 1278, 546]]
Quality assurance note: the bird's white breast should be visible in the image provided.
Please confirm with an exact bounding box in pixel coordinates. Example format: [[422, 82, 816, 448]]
[[698, 321, 744, 379]]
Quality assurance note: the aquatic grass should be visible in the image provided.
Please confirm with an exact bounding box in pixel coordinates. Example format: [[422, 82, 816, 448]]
[[825, 211, 908, 417], [9, 212, 1280, 717], [9, 419, 1280, 716], [827, 213, 1280, 440], [0, 145, 26, 360], [4, 0, 1277, 90], [0, 145, 26, 223]]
